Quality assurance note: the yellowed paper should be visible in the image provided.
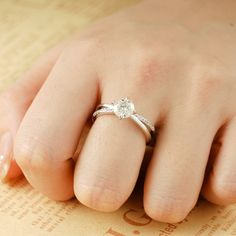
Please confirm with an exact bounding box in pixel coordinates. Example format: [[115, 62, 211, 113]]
[[0, 1, 236, 235]]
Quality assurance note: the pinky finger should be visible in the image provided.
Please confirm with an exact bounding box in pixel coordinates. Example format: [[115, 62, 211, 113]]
[[201, 117, 236, 205]]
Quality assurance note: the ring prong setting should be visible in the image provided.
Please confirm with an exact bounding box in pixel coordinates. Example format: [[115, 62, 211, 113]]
[[114, 97, 135, 119], [93, 97, 155, 143]]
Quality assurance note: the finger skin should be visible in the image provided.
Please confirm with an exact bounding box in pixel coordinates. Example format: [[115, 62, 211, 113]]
[[14, 44, 98, 200], [0, 44, 63, 180], [144, 109, 221, 223], [201, 117, 236, 205], [73, 64, 160, 212], [74, 115, 146, 211]]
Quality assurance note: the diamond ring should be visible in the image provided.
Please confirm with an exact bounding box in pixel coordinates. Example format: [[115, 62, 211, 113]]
[[92, 98, 155, 143]]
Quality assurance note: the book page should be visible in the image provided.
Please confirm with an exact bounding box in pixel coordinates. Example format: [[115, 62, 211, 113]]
[[1, 1, 236, 235]]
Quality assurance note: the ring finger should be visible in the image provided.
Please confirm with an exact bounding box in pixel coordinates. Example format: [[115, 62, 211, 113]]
[[74, 77, 160, 211]]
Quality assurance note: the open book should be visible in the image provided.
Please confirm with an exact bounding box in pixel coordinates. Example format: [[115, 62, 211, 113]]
[[0, 1, 236, 235]]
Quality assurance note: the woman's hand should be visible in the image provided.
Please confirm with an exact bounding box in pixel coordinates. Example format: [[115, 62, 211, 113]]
[[1, 0, 236, 223]]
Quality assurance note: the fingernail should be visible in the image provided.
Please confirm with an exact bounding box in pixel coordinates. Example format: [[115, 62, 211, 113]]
[[0, 131, 13, 181]]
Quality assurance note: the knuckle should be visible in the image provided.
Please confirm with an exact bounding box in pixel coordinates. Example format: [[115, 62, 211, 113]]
[[0, 90, 15, 107], [190, 63, 227, 107], [196, 75, 224, 96], [128, 41, 175, 95], [14, 138, 52, 171], [133, 48, 166, 88], [212, 178, 236, 202], [185, 74, 227, 116], [74, 181, 125, 212], [130, 59, 166, 97], [137, 55, 159, 82], [144, 194, 195, 223], [56, 38, 102, 72], [62, 38, 101, 61]]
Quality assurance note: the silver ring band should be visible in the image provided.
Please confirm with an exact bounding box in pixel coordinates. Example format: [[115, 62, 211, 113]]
[[92, 98, 155, 143]]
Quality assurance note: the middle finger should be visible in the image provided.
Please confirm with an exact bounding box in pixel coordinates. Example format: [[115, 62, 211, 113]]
[[14, 46, 98, 200]]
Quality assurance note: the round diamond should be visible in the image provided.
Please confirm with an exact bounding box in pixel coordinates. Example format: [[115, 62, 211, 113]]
[[114, 98, 135, 119]]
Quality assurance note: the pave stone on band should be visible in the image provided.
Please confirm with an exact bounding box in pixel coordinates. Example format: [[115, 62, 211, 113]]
[[92, 98, 155, 143]]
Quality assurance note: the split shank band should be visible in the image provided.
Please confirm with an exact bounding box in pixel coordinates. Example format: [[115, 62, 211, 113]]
[[92, 98, 156, 143]]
